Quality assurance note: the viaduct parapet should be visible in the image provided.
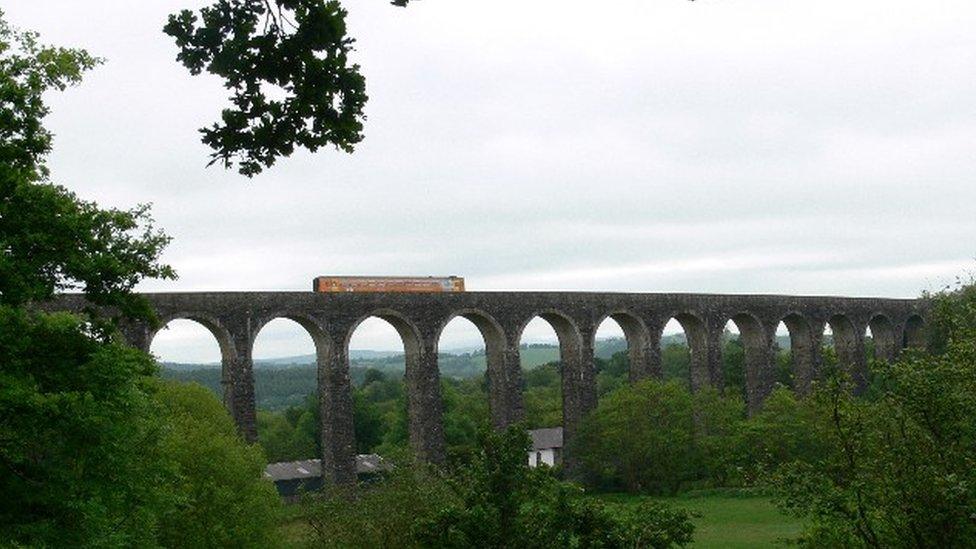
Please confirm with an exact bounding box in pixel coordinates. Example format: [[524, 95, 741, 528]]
[[53, 291, 927, 485]]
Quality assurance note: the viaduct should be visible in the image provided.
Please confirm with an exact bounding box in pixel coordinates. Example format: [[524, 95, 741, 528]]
[[56, 291, 927, 485]]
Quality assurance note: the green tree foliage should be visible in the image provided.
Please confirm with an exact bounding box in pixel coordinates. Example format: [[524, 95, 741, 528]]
[[304, 461, 457, 548], [155, 381, 280, 547], [770, 282, 976, 547], [257, 394, 319, 462], [523, 361, 563, 428], [736, 387, 825, 481], [720, 333, 745, 399], [164, 0, 373, 176], [1, 12, 279, 545], [0, 10, 99, 177], [0, 12, 174, 321], [662, 343, 691, 386], [0, 310, 175, 546], [575, 380, 744, 495], [418, 427, 696, 548], [305, 427, 695, 548]]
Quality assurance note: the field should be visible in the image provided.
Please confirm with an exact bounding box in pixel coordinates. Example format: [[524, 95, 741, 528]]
[[275, 490, 802, 548], [598, 491, 803, 548]]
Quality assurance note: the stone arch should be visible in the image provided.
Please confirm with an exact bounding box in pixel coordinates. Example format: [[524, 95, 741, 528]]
[[348, 309, 438, 463], [149, 312, 253, 439], [345, 309, 423, 359], [824, 313, 866, 391], [250, 313, 330, 361], [248, 314, 331, 450], [593, 310, 652, 383], [659, 312, 708, 391], [437, 308, 520, 429], [724, 312, 771, 414], [866, 313, 896, 362], [437, 308, 507, 353], [149, 312, 235, 360], [517, 309, 589, 464], [903, 314, 926, 349], [778, 312, 816, 394]]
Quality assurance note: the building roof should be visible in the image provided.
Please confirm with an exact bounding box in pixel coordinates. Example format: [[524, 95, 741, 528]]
[[264, 454, 387, 481], [529, 427, 563, 450]]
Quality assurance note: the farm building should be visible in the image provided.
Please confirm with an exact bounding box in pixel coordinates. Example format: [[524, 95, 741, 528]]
[[264, 454, 387, 502], [528, 427, 563, 467]]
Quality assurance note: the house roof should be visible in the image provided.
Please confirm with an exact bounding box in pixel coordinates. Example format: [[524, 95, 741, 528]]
[[529, 427, 563, 450], [264, 454, 387, 481]]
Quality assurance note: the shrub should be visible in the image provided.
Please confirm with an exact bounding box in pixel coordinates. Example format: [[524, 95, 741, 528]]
[[575, 380, 745, 494], [304, 426, 695, 548], [770, 281, 976, 547], [155, 381, 281, 547]]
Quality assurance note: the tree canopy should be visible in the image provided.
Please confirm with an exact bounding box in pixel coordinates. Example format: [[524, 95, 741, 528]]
[[0, 10, 174, 324], [164, 0, 387, 177]]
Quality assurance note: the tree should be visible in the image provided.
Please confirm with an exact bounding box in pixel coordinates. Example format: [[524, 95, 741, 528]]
[[575, 380, 696, 494], [305, 426, 696, 548], [0, 310, 176, 546], [419, 427, 695, 548], [0, 10, 176, 544], [155, 381, 280, 547], [164, 0, 384, 176], [0, 10, 98, 179], [575, 379, 744, 495], [0, 9, 174, 323], [770, 281, 976, 547]]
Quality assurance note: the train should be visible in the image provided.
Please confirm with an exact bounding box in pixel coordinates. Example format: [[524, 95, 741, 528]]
[[312, 276, 465, 293]]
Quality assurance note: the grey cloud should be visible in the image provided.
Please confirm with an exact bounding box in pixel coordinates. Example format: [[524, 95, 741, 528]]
[[6, 0, 974, 360]]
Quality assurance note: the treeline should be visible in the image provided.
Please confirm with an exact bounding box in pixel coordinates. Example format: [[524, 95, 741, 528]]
[[162, 338, 638, 411], [251, 335, 804, 463]]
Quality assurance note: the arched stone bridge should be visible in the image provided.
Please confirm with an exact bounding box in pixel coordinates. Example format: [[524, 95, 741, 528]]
[[57, 291, 927, 484]]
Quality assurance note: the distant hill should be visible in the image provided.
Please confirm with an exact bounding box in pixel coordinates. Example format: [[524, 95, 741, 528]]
[[161, 338, 635, 409], [160, 333, 814, 411]]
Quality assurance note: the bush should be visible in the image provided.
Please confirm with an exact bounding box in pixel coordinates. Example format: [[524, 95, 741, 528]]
[[770, 282, 976, 547], [155, 381, 281, 547], [304, 464, 455, 548], [304, 426, 695, 548], [575, 380, 745, 494], [0, 309, 175, 547], [735, 386, 825, 481]]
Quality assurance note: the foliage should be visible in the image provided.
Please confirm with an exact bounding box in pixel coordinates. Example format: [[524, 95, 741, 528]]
[[155, 381, 280, 547], [769, 281, 976, 547], [258, 406, 319, 463], [164, 0, 372, 177], [736, 387, 825, 482], [0, 11, 174, 324], [661, 343, 691, 386], [575, 380, 746, 495], [925, 274, 976, 355], [689, 387, 746, 487], [0, 308, 175, 546], [303, 461, 455, 548], [597, 491, 804, 548], [0, 9, 99, 178], [0, 170, 175, 323], [304, 426, 693, 548], [303, 426, 694, 548], [523, 374, 564, 429], [419, 427, 695, 548], [0, 313, 282, 547], [0, 12, 285, 546]]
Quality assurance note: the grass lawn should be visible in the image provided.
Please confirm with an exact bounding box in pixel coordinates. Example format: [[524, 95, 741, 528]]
[[275, 504, 312, 549], [276, 489, 803, 547], [597, 490, 804, 548]]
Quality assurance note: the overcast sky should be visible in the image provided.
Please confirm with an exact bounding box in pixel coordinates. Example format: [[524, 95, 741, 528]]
[[7, 0, 975, 361]]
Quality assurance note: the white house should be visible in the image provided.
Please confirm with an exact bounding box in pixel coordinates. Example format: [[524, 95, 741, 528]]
[[528, 427, 563, 467]]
